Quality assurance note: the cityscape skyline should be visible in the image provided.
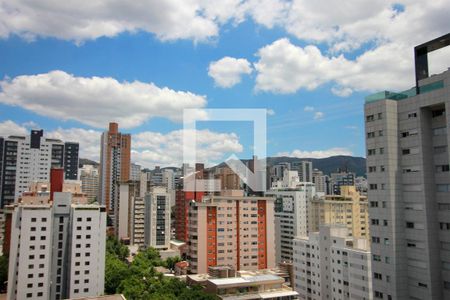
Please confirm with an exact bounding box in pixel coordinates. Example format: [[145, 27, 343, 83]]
[[0, 2, 449, 300], [1, 1, 449, 169]]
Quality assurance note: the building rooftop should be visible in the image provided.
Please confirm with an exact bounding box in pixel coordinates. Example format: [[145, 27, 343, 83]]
[[208, 274, 282, 286]]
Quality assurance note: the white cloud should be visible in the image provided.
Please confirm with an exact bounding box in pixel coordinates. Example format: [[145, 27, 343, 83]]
[[47, 127, 102, 162], [0, 120, 28, 137], [313, 111, 324, 120], [331, 86, 353, 97], [303, 106, 314, 112], [266, 109, 275, 116], [277, 147, 353, 159], [0, 120, 243, 168], [208, 57, 252, 88], [132, 129, 243, 168], [0, 0, 292, 44], [0, 70, 207, 129], [253, 38, 417, 95], [0, 0, 219, 43]]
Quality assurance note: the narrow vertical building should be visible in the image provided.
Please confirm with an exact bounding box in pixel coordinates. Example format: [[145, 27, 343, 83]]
[[144, 186, 171, 249], [364, 34, 450, 300], [99, 122, 131, 228]]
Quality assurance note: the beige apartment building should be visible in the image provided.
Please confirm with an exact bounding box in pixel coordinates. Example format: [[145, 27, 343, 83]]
[[187, 190, 276, 274], [310, 185, 369, 239]]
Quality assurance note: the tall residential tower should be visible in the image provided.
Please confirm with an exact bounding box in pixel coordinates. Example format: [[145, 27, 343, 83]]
[[99, 122, 131, 224], [365, 34, 450, 300]]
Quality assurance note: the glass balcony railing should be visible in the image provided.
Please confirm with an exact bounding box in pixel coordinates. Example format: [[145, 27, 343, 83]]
[[365, 80, 444, 103]]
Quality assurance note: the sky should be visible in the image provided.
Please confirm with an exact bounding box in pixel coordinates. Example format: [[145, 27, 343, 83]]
[[0, 0, 449, 168]]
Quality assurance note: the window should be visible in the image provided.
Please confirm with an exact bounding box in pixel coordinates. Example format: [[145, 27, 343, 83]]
[[380, 165, 385, 172], [378, 130, 384, 136], [378, 113, 383, 119], [437, 184, 450, 192], [370, 201, 378, 208], [406, 222, 415, 228], [372, 219, 379, 225], [368, 166, 377, 172], [26, 293, 33, 298], [432, 108, 445, 118], [368, 149, 376, 156], [373, 255, 381, 262], [374, 273, 382, 280], [433, 127, 446, 136], [372, 237, 380, 243], [436, 165, 450, 172], [408, 112, 417, 119], [369, 184, 378, 190], [434, 145, 447, 154], [440, 223, 450, 230], [367, 132, 376, 138], [366, 115, 375, 122], [379, 148, 384, 154]]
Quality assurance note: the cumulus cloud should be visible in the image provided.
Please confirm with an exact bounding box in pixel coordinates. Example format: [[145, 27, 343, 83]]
[[331, 86, 353, 97], [0, 0, 292, 43], [266, 109, 275, 116], [277, 147, 353, 159], [132, 129, 243, 167], [0, 70, 207, 129], [0, 120, 28, 137], [254, 38, 417, 95], [0, 120, 243, 168], [208, 57, 253, 88], [313, 112, 324, 120]]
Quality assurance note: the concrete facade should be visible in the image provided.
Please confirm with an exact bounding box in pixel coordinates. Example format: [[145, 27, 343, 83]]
[[365, 66, 450, 298], [7, 192, 106, 300], [187, 191, 276, 274], [293, 225, 373, 300]]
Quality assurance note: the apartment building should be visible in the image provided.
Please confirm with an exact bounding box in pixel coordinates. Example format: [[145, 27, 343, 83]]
[[79, 164, 99, 203], [99, 122, 131, 226], [293, 225, 373, 300], [266, 170, 316, 263], [144, 186, 171, 249], [292, 161, 313, 183], [187, 190, 275, 274], [0, 129, 79, 207], [6, 191, 106, 300], [130, 163, 141, 181], [310, 186, 369, 239], [330, 170, 355, 195], [175, 163, 205, 242], [312, 168, 330, 194], [364, 34, 450, 299]]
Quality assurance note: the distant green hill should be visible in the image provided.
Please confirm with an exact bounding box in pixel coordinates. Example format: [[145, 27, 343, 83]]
[[266, 155, 366, 177]]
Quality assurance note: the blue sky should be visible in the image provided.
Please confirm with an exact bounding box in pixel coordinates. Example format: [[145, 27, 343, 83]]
[[0, 1, 448, 168]]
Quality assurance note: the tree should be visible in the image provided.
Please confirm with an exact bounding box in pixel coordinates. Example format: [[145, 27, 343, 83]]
[[105, 253, 130, 294], [0, 255, 8, 292], [106, 236, 130, 261], [164, 256, 181, 271]]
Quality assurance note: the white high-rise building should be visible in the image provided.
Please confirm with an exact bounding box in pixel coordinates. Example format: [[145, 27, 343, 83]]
[[293, 225, 373, 300], [0, 129, 79, 207], [130, 163, 141, 181], [7, 192, 106, 300], [364, 35, 450, 300], [79, 164, 99, 203], [266, 169, 317, 263], [144, 186, 171, 249], [292, 161, 313, 183]]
